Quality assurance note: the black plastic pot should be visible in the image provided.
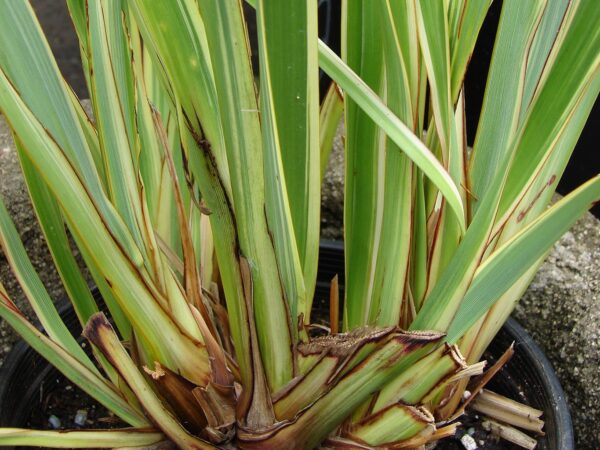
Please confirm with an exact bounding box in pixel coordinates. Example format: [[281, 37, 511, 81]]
[[0, 298, 85, 430], [0, 241, 574, 449]]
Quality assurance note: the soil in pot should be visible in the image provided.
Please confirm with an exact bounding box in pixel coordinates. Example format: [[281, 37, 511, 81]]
[[25, 373, 125, 432], [9, 351, 127, 450], [439, 409, 522, 450]]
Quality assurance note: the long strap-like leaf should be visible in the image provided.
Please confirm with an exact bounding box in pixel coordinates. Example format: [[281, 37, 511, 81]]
[[0, 68, 211, 386], [258, 0, 321, 316], [0, 0, 143, 265], [256, 0, 308, 332], [341, 0, 386, 329], [318, 42, 466, 232], [0, 428, 163, 448], [130, 0, 255, 405], [447, 175, 600, 342], [0, 198, 96, 374], [196, 0, 294, 392]]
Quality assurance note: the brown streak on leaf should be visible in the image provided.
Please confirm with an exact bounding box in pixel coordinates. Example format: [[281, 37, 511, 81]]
[[239, 256, 275, 429], [517, 174, 557, 223], [153, 108, 233, 388], [189, 304, 233, 387], [0, 287, 24, 316], [150, 107, 210, 321], [192, 383, 236, 444]]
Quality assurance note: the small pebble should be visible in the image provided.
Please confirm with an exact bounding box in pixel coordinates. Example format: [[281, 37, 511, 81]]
[[460, 434, 477, 450], [460, 434, 478, 450], [48, 415, 61, 429], [74, 409, 88, 427]]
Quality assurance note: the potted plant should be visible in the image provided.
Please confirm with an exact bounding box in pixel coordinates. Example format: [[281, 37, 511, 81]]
[[0, 0, 597, 448]]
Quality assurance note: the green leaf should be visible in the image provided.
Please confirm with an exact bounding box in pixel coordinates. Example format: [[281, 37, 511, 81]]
[[367, 3, 416, 326], [425, 95, 468, 293], [497, 0, 600, 219], [497, 71, 600, 240], [15, 145, 99, 327], [416, 0, 466, 293], [318, 41, 466, 233], [85, 0, 150, 262], [340, 1, 386, 329], [417, 0, 453, 161], [0, 68, 211, 386], [65, 0, 87, 50], [468, 0, 546, 213], [386, 0, 423, 128], [196, 0, 293, 391], [460, 259, 542, 364], [411, 0, 547, 333], [319, 83, 344, 179], [129, 0, 255, 400], [411, 171, 429, 309], [86, 8, 196, 346], [256, 0, 308, 330], [0, 0, 142, 264], [374, 346, 462, 410], [447, 175, 600, 342], [273, 353, 339, 420], [0, 197, 97, 374], [349, 404, 434, 446], [0, 429, 163, 448], [258, 0, 321, 314], [449, 0, 491, 101], [14, 144, 126, 387], [519, 0, 571, 123], [460, 69, 600, 363], [238, 329, 444, 449]]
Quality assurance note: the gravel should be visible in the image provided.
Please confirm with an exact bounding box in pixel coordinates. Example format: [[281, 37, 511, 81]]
[[513, 211, 600, 448]]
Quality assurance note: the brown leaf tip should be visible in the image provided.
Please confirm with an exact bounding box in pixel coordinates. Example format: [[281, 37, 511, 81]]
[[82, 312, 112, 343]]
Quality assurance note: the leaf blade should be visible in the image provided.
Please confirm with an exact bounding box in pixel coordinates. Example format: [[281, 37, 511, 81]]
[[318, 41, 466, 232], [447, 175, 600, 342]]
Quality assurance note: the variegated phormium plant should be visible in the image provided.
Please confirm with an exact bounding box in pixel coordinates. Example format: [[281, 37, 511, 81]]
[[0, 0, 598, 448]]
